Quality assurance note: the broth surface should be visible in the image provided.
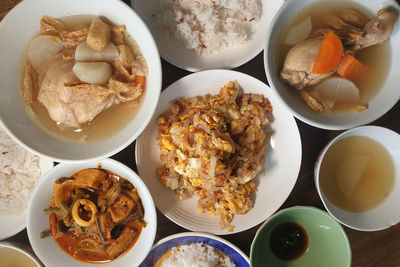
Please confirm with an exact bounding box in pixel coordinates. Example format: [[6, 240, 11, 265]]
[[21, 15, 145, 144], [319, 136, 395, 212]]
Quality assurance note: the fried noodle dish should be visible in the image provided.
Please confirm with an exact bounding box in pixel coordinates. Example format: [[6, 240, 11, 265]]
[[156, 81, 273, 231]]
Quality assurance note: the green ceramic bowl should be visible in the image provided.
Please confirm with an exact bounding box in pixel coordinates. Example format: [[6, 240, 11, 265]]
[[250, 206, 351, 267]]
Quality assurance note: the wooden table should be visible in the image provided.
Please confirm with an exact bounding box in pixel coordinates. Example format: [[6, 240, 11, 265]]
[[2, 1, 400, 266]]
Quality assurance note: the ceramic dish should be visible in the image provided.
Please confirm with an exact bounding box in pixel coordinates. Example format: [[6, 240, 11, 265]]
[[139, 232, 249, 267], [0, 241, 43, 266], [27, 158, 157, 267], [250, 206, 351, 267], [0, 0, 162, 162], [136, 69, 302, 235], [132, 0, 284, 71], [0, 123, 53, 240], [315, 126, 400, 231], [264, 0, 400, 130]]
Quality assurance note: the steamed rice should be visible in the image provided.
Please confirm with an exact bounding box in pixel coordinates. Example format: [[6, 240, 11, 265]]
[[0, 128, 49, 215], [153, 0, 262, 55], [161, 243, 235, 267]]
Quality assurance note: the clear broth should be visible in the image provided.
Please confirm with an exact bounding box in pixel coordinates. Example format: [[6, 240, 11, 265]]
[[21, 15, 145, 144], [319, 136, 395, 212], [277, 1, 391, 111]]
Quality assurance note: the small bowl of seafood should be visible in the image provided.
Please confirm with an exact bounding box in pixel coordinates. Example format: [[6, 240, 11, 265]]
[[27, 158, 157, 267], [139, 232, 249, 267], [265, 0, 400, 130], [250, 206, 351, 267], [0, 0, 161, 162]]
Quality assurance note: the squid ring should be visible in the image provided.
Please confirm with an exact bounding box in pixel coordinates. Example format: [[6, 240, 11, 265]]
[[71, 199, 97, 227]]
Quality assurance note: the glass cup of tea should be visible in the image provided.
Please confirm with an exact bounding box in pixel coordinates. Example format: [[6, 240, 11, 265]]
[[314, 125, 400, 231]]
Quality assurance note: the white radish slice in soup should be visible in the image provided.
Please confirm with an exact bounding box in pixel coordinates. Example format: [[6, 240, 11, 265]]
[[73, 62, 112, 85], [284, 16, 312, 45], [28, 35, 63, 69], [313, 77, 360, 104], [75, 42, 118, 61]]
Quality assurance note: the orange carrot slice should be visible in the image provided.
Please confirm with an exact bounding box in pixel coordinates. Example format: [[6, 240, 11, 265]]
[[312, 32, 343, 74], [134, 75, 146, 89], [337, 53, 369, 82]]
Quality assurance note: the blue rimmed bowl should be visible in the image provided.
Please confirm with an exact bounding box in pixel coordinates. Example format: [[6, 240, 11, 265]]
[[139, 232, 250, 267]]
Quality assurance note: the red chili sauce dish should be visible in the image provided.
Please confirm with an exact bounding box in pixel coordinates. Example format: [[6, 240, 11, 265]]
[[40, 168, 146, 263]]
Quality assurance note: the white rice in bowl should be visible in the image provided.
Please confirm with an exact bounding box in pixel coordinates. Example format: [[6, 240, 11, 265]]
[[0, 128, 51, 215], [161, 243, 235, 267], [153, 0, 262, 56]]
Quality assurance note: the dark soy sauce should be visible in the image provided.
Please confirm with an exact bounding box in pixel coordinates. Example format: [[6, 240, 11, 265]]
[[269, 222, 308, 261]]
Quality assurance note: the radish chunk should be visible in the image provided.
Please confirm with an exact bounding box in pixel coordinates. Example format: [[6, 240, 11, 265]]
[[336, 155, 370, 198], [28, 35, 63, 69], [75, 42, 118, 61], [73, 62, 112, 85], [284, 16, 312, 45], [313, 77, 360, 105]]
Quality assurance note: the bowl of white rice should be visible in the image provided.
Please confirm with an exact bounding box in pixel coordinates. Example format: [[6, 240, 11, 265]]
[[133, 0, 285, 71], [0, 124, 53, 240], [139, 232, 250, 267]]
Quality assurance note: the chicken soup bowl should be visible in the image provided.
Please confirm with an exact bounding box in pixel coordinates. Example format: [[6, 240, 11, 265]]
[[0, 0, 161, 162], [27, 158, 157, 267], [265, 0, 400, 130]]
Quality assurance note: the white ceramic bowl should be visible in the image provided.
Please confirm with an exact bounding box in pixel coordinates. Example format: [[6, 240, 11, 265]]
[[314, 126, 400, 231], [0, 0, 162, 162], [0, 241, 43, 266], [27, 158, 157, 267], [264, 0, 400, 130]]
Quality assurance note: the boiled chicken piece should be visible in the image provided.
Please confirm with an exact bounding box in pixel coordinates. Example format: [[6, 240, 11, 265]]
[[280, 38, 333, 89], [87, 18, 111, 51], [350, 8, 398, 50], [37, 53, 119, 128], [338, 9, 369, 28]]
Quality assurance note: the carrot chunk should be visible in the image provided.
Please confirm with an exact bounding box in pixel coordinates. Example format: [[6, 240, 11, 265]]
[[337, 53, 368, 82], [134, 75, 146, 89], [312, 32, 343, 74]]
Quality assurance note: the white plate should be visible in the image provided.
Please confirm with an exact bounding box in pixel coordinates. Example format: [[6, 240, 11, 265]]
[[132, 0, 284, 71], [0, 123, 53, 241], [135, 70, 302, 235]]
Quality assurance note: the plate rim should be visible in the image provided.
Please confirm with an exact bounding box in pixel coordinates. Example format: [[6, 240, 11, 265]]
[[135, 69, 302, 235]]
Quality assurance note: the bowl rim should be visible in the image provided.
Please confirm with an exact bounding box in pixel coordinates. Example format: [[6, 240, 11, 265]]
[[313, 125, 400, 231], [26, 158, 157, 266], [0, 0, 162, 163], [0, 241, 43, 266], [153, 232, 250, 263], [249, 205, 352, 266], [263, 0, 400, 130]]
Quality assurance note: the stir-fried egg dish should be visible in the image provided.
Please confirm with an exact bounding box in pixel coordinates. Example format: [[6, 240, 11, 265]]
[[156, 81, 273, 231]]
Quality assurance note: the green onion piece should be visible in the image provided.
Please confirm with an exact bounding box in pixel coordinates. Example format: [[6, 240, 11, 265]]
[[43, 207, 62, 214], [40, 229, 52, 238]]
